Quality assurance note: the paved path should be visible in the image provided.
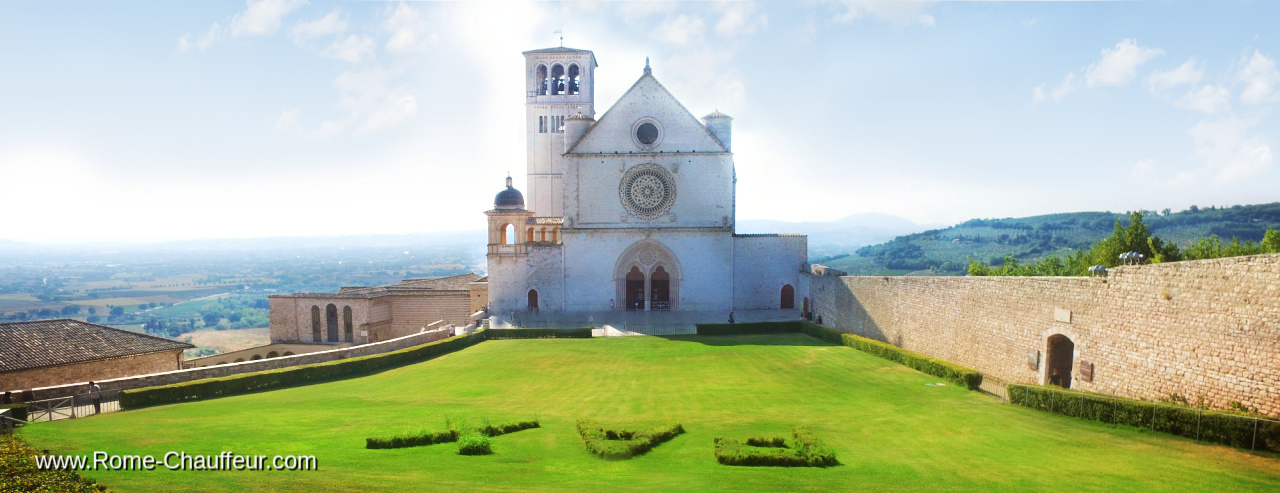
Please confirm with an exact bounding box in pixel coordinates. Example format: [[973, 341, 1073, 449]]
[[494, 309, 803, 331]]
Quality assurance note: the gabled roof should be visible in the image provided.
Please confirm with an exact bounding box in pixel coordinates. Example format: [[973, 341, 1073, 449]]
[[0, 319, 194, 374], [565, 71, 729, 154]]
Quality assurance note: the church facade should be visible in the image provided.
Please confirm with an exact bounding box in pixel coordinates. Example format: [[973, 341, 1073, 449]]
[[485, 45, 806, 315]]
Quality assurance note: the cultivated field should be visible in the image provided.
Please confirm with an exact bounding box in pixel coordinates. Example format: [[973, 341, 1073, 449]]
[[178, 327, 270, 353], [18, 335, 1280, 492]]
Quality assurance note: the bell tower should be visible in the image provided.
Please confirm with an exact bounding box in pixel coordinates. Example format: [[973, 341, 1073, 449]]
[[522, 46, 597, 219]]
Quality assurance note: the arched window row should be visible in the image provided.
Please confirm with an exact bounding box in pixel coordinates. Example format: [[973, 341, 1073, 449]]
[[533, 63, 582, 96], [311, 304, 356, 343]]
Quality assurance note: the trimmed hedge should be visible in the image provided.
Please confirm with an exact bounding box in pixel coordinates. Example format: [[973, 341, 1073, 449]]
[[485, 328, 593, 339], [714, 426, 838, 467], [366, 418, 539, 450], [695, 321, 802, 336], [801, 322, 982, 390], [576, 419, 685, 460], [1008, 384, 1280, 451], [457, 432, 492, 455], [121, 330, 487, 409], [0, 405, 27, 423]]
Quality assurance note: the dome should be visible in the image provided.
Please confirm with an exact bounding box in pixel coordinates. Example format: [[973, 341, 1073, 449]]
[[493, 176, 525, 210]]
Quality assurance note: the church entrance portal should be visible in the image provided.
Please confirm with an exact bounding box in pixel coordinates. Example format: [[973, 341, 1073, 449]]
[[528, 289, 539, 312], [651, 266, 670, 311], [1046, 334, 1075, 389], [625, 267, 645, 310]]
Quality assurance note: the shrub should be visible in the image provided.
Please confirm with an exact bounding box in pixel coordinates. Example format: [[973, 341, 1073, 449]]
[[122, 331, 486, 409], [366, 417, 539, 450], [576, 419, 685, 460], [714, 426, 838, 467], [456, 432, 492, 455], [695, 321, 801, 336], [1008, 384, 1280, 451], [0, 434, 105, 492], [0, 405, 27, 423], [801, 322, 982, 390], [485, 328, 593, 339]]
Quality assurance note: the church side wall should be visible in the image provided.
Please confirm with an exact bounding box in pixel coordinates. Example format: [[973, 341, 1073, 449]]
[[805, 253, 1280, 417], [487, 246, 564, 314], [732, 235, 807, 310]]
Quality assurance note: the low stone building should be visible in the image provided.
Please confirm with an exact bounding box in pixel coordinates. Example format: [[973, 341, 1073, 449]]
[[268, 273, 487, 345], [0, 319, 194, 392]]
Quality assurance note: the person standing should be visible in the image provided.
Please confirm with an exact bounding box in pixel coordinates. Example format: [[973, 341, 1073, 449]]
[[609, 299, 615, 310], [88, 381, 102, 414], [1049, 369, 1061, 387], [728, 311, 735, 324]]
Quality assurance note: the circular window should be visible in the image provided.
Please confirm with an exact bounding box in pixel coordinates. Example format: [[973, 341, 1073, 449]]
[[630, 118, 663, 149], [636, 123, 659, 145], [619, 164, 677, 220]]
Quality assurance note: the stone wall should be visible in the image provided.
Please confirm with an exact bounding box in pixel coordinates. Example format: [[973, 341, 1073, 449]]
[[804, 254, 1280, 417], [25, 326, 457, 401], [732, 235, 807, 310], [3, 351, 183, 392]]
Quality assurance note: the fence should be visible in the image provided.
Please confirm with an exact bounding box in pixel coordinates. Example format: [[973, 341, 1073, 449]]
[[23, 390, 122, 422], [1008, 384, 1280, 452]]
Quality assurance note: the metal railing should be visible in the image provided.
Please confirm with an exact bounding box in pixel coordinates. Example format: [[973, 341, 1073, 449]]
[[23, 390, 121, 422]]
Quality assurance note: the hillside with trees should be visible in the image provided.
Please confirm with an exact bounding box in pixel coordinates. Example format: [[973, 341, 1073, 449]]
[[824, 203, 1280, 275]]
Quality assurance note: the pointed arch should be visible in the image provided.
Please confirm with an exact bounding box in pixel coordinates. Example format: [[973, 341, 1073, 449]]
[[613, 240, 681, 311]]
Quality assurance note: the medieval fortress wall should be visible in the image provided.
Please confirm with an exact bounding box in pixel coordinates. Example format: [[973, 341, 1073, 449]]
[[805, 253, 1280, 417]]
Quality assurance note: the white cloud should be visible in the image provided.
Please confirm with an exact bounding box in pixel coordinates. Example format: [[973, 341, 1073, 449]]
[[332, 68, 419, 137], [826, 0, 937, 27], [1238, 50, 1280, 104], [713, 1, 767, 38], [1146, 59, 1202, 93], [383, 2, 429, 54], [324, 35, 376, 64], [276, 108, 300, 132], [1131, 158, 1155, 182], [1185, 117, 1273, 184], [1033, 72, 1078, 102], [291, 10, 346, 44], [1019, 18, 1039, 28], [1176, 85, 1231, 114], [1084, 39, 1162, 88], [181, 0, 307, 52], [653, 14, 705, 46], [229, 0, 309, 38]]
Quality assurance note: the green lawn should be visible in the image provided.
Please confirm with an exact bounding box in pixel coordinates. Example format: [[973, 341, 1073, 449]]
[[18, 335, 1280, 492]]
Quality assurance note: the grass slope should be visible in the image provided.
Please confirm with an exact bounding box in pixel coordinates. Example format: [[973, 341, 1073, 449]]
[[19, 335, 1280, 492], [827, 202, 1280, 275]]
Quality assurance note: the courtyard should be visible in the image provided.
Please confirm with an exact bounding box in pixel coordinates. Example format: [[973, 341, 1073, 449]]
[[17, 334, 1280, 492]]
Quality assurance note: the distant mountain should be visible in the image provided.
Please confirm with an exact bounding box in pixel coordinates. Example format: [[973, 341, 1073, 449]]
[[737, 213, 932, 253], [822, 203, 1280, 276]]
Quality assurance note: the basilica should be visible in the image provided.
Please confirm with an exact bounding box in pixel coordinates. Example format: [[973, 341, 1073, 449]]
[[484, 45, 806, 316]]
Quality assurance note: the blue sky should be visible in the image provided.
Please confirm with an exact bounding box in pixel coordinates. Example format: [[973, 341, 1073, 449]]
[[1, 1, 1277, 242]]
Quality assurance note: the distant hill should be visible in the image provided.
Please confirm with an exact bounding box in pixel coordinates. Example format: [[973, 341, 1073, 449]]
[[824, 203, 1280, 276], [737, 213, 933, 257]]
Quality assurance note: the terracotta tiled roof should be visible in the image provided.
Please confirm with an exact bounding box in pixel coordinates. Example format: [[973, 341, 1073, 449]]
[[0, 319, 194, 374]]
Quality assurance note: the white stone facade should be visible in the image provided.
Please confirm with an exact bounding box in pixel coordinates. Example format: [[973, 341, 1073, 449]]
[[486, 46, 806, 316]]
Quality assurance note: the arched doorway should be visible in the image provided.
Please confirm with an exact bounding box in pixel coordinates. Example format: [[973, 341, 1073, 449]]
[[310, 305, 321, 342], [781, 284, 795, 309], [527, 289, 539, 311], [1046, 334, 1075, 389], [625, 267, 645, 311], [343, 306, 353, 342], [802, 297, 810, 318], [325, 304, 339, 342], [651, 266, 671, 310]]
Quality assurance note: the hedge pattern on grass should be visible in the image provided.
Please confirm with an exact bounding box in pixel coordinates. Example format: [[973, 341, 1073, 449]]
[[485, 328, 593, 339], [801, 322, 983, 390], [1008, 384, 1280, 451], [366, 418, 540, 450], [121, 331, 486, 409], [457, 432, 492, 455], [1, 434, 105, 492], [714, 426, 838, 467], [576, 419, 685, 460], [695, 321, 802, 336]]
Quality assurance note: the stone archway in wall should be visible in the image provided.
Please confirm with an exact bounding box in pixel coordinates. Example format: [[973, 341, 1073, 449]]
[[613, 240, 681, 311], [1040, 327, 1082, 388]]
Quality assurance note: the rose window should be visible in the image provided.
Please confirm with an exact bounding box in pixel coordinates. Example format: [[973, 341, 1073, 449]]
[[619, 165, 676, 220]]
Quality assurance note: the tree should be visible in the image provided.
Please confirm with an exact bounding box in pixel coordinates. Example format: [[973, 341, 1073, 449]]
[[88, 307, 97, 315], [1262, 229, 1280, 254], [61, 305, 79, 316], [109, 306, 124, 317], [202, 312, 221, 326], [86, 315, 101, 323], [139, 304, 148, 310]]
